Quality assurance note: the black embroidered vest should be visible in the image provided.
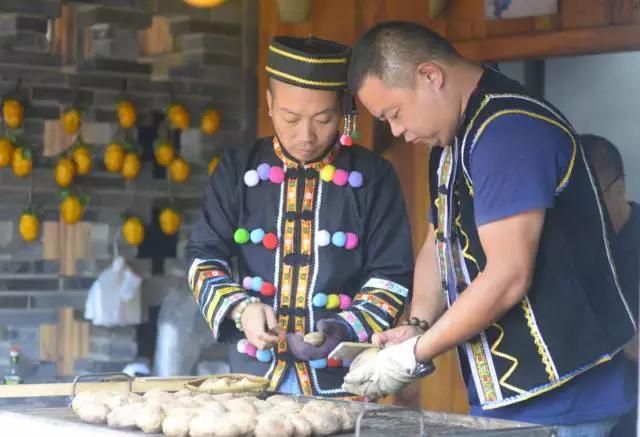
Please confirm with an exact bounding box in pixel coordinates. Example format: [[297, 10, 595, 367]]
[[430, 69, 636, 409]]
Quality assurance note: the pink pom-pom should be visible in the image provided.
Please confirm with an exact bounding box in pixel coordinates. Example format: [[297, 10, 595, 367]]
[[333, 169, 349, 186], [269, 166, 285, 184], [242, 276, 253, 290], [345, 232, 359, 250], [339, 294, 352, 310], [245, 343, 257, 358], [236, 339, 249, 354], [340, 134, 353, 146]]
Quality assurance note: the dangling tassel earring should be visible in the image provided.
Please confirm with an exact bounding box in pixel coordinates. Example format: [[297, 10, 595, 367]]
[[340, 94, 358, 147]]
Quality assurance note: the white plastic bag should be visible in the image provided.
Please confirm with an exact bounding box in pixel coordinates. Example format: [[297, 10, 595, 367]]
[[153, 289, 215, 376], [84, 256, 143, 326]]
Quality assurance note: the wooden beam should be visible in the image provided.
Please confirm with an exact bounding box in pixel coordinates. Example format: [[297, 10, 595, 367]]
[[561, 0, 610, 29], [455, 23, 640, 61]]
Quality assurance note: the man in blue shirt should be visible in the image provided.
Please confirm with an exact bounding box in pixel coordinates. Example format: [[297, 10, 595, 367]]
[[341, 21, 636, 437], [582, 134, 639, 437]]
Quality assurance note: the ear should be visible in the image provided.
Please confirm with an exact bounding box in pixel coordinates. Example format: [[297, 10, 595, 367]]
[[266, 88, 274, 117], [416, 62, 444, 90], [614, 178, 627, 196]]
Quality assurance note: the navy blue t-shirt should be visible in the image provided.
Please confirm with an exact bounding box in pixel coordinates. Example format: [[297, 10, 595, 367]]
[[460, 114, 635, 425]]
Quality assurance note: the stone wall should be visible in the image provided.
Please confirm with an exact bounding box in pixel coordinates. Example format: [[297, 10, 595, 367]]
[[0, 0, 256, 379]]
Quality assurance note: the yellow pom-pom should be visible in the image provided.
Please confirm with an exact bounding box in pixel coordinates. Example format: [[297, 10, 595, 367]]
[[320, 165, 335, 182], [326, 294, 340, 310]]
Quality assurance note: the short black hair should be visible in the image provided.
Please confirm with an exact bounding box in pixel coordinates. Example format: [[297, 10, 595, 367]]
[[268, 77, 344, 107], [580, 134, 625, 183], [348, 21, 460, 92]]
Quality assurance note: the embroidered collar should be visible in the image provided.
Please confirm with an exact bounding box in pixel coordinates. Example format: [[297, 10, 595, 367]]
[[272, 135, 340, 170]]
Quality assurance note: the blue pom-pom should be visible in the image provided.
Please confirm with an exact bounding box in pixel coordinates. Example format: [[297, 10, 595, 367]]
[[250, 228, 265, 244], [257, 163, 271, 181], [312, 293, 328, 307], [309, 358, 327, 369], [348, 171, 364, 188], [256, 349, 272, 363], [251, 277, 263, 292], [331, 231, 346, 247]]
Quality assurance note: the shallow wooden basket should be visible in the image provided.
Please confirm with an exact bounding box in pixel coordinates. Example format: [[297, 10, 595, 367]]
[[185, 373, 270, 395]]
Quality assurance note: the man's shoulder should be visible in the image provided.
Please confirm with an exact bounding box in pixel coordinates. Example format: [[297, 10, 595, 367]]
[[337, 144, 395, 177], [220, 136, 275, 165]]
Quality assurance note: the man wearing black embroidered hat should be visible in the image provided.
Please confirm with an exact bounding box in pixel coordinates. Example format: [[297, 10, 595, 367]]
[[185, 35, 413, 397], [341, 21, 636, 433]]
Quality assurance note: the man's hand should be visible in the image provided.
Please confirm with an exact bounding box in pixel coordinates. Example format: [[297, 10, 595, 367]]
[[372, 325, 424, 348], [287, 319, 352, 361], [236, 303, 283, 350], [342, 336, 425, 400]]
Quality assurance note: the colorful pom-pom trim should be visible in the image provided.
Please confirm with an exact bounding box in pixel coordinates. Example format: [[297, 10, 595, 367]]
[[235, 228, 278, 250], [256, 349, 273, 363], [244, 169, 259, 187], [316, 230, 331, 247], [319, 165, 363, 188], [233, 228, 250, 244], [257, 163, 271, 181], [328, 358, 343, 368], [312, 293, 352, 310], [310, 358, 328, 369], [236, 339, 273, 362], [242, 276, 276, 297], [262, 232, 278, 250], [244, 163, 285, 187], [309, 357, 346, 369], [317, 230, 359, 250]]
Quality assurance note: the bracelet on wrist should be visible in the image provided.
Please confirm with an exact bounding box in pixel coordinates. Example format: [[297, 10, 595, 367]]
[[401, 316, 430, 331], [233, 297, 261, 331]]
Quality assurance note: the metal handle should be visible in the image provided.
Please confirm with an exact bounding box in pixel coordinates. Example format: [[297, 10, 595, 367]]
[[71, 372, 133, 397]]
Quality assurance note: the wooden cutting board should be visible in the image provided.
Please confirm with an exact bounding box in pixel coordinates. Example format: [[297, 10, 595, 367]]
[[0, 376, 197, 398]]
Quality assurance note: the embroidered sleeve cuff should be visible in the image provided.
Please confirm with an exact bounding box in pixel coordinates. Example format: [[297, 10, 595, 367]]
[[188, 258, 247, 339], [338, 311, 371, 342], [338, 278, 410, 342], [209, 290, 248, 339]]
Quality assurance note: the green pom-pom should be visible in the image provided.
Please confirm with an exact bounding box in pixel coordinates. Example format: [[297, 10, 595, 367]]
[[234, 228, 250, 244], [351, 130, 360, 140]]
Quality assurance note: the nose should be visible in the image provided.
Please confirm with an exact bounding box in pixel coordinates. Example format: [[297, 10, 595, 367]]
[[388, 120, 405, 138], [298, 120, 317, 144]]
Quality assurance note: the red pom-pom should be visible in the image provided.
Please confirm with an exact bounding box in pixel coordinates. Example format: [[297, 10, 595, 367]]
[[262, 232, 278, 250], [260, 282, 276, 297], [328, 358, 342, 368], [340, 134, 353, 146]]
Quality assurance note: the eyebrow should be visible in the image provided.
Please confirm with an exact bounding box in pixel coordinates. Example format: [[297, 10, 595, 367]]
[[280, 107, 337, 117], [377, 106, 393, 121]]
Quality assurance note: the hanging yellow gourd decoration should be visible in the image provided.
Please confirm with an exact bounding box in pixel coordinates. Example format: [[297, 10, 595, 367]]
[[183, 0, 227, 8]]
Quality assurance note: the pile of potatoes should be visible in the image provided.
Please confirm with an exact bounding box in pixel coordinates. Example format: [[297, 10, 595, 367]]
[[71, 390, 355, 437]]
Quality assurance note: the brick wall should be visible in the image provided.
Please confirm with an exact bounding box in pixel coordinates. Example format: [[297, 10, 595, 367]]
[[0, 0, 257, 379]]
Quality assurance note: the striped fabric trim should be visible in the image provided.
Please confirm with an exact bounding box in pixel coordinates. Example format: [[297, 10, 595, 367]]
[[338, 311, 368, 342], [363, 278, 409, 297], [265, 66, 347, 88], [268, 44, 347, 64]]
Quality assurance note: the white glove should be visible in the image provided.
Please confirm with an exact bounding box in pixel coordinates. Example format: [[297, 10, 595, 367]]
[[342, 335, 422, 399]]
